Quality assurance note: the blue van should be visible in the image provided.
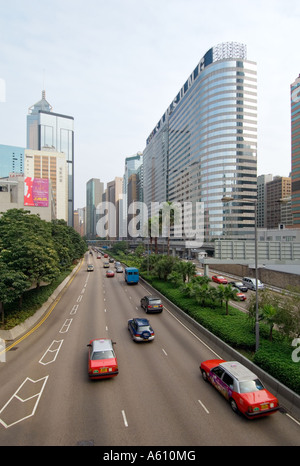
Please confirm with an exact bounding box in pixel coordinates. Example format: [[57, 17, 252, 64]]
[[125, 267, 139, 284]]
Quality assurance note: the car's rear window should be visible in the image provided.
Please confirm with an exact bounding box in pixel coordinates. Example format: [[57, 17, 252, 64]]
[[239, 378, 264, 393], [149, 299, 161, 304], [138, 325, 150, 331], [92, 350, 114, 360]]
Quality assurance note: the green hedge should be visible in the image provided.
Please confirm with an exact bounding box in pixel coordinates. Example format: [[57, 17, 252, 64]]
[[253, 341, 300, 394]]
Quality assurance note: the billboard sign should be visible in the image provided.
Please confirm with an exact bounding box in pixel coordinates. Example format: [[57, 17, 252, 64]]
[[24, 177, 49, 207]]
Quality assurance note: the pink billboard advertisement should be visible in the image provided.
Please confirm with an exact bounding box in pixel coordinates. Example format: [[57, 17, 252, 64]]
[[24, 177, 49, 207]]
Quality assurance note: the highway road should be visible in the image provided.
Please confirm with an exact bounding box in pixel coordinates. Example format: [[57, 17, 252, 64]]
[[0, 251, 299, 446]]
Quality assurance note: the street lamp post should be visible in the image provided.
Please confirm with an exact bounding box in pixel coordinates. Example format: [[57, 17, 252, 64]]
[[221, 195, 259, 352]]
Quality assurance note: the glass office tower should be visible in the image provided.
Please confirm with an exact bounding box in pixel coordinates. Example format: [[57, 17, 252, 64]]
[[86, 178, 104, 239], [291, 75, 300, 225], [143, 42, 257, 241], [0, 144, 24, 177], [27, 91, 74, 226]]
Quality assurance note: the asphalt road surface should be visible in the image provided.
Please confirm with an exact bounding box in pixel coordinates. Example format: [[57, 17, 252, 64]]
[[0, 252, 299, 446]]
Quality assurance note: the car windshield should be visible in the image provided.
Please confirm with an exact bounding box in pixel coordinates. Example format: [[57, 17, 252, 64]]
[[239, 378, 264, 393], [92, 350, 114, 360]]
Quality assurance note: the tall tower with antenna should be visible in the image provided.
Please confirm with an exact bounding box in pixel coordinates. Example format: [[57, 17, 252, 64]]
[[26, 90, 74, 226]]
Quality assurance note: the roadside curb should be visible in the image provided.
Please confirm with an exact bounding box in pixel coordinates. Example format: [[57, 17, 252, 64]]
[[0, 261, 82, 343]]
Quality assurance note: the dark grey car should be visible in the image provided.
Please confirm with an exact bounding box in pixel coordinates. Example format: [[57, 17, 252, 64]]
[[140, 295, 163, 313]]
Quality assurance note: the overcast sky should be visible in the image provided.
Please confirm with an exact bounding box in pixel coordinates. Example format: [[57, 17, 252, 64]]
[[0, 0, 299, 209]]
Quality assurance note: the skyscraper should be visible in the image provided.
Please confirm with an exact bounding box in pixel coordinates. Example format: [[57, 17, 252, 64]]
[[0, 144, 24, 177], [86, 178, 104, 239], [27, 91, 74, 226], [121, 152, 143, 237], [266, 176, 291, 229], [291, 75, 300, 225], [143, 42, 257, 241]]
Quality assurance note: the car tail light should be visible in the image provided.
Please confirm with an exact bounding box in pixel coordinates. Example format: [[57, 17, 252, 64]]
[[248, 406, 260, 413]]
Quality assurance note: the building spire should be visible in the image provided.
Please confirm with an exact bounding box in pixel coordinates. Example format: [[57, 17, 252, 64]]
[[28, 90, 53, 115]]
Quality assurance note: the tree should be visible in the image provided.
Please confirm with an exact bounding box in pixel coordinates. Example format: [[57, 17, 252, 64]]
[[185, 261, 196, 282], [0, 261, 29, 325], [0, 210, 60, 288], [154, 255, 177, 281], [260, 303, 277, 341], [222, 285, 240, 315], [135, 244, 145, 257], [247, 289, 284, 340], [174, 261, 196, 283], [174, 261, 189, 283]]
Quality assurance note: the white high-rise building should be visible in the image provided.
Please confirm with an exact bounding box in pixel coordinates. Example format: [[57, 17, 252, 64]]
[[143, 42, 257, 241]]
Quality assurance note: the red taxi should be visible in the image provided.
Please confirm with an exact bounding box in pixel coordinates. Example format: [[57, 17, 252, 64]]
[[200, 359, 279, 418], [106, 269, 115, 277], [87, 339, 118, 379]]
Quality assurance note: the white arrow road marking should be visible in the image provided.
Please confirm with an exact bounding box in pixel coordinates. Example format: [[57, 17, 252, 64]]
[[0, 376, 48, 428], [39, 340, 64, 365]]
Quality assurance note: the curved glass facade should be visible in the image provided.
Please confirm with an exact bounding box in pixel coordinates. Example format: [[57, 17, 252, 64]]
[[143, 43, 257, 240]]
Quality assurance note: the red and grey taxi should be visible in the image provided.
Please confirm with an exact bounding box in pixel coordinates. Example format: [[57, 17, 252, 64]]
[[200, 359, 279, 418], [87, 338, 118, 379]]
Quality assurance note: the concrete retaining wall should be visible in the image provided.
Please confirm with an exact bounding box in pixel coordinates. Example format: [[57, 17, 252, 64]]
[[211, 263, 300, 289]]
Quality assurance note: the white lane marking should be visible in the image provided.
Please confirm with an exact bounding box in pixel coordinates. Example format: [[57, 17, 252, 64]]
[[70, 304, 79, 315], [39, 340, 64, 365], [198, 399, 210, 414], [59, 319, 73, 334], [286, 413, 300, 426], [162, 348, 168, 356], [77, 295, 83, 303], [122, 410, 128, 427]]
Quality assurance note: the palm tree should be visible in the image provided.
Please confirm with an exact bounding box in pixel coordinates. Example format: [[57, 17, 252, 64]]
[[217, 284, 237, 315], [260, 303, 277, 341], [185, 261, 196, 282]]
